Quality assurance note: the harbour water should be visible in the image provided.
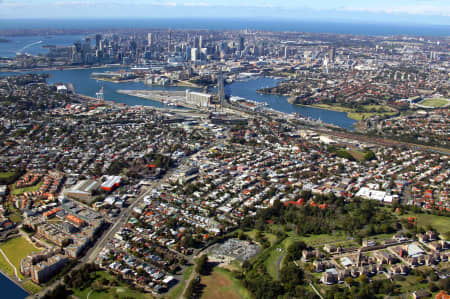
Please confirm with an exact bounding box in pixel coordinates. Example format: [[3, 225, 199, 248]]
[[0, 67, 356, 129], [0, 271, 28, 299], [0, 34, 87, 58]]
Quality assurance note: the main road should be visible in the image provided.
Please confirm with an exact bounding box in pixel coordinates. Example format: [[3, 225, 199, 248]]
[[31, 169, 176, 298]]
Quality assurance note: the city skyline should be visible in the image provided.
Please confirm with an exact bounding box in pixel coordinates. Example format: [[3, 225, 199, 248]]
[[0, 0, 450, 25]]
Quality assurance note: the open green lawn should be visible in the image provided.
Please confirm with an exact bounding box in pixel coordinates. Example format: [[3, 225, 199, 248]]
[[285, 231, 349, 247], [22, 280, 42, 294], [11, 180, 43, 195], [264, 246, 284, 280], [401, 213, 450, 237], [309, 104, 353, 113], [167, 265, 193, 299], [347, 111, 397, 121], [393, 274, 428, 294], [0, 172, 16, 179], [0, 252, 16, 278], [419, 98, 449, 108], [7, 203, 22, 223], [243, 229, 278, 246], [347, 149, 367, 161], [200, 267, 251, 299], [0, 237, 42, 279], [72, 271, 153, 299], [308, 103, 397, 121]]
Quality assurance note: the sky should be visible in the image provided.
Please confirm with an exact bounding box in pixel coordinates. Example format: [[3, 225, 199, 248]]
[[0, 0, 449, 25]]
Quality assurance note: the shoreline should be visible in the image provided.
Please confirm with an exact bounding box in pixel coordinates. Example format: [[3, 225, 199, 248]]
[[294, 103, 397, 122], [295, 103, 361, 121], [0, 64, 118, 73], [0, 265, 31, 297]]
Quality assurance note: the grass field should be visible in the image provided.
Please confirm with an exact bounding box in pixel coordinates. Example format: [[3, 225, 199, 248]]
[[0, 252, 16, 278], [265, 246, 284, 280], [401, 213, 450, 237], [11, 180, 43, 195], [307, 103, 397, 121], [167, 265, 193, 299], [419, 98, 449, 108], [347, 111, 397, 121], [243, 229, 278, 246], [200, 268, 251, 299], [22, 280, 42, 294], [72, 271, 153, 299], [285, 232, 349, 247], [7, 203, 22, 224], [394, 274, 428, 294], [0, 237, 42, 279], [0, 172, 16, 179]]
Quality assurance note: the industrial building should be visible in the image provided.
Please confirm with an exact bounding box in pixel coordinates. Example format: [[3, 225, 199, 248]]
[[185, 90, 212, 108]]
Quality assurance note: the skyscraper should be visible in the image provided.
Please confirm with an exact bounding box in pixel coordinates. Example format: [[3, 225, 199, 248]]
[[329, 47, 336, 63], [194, 36, 200, 49], [147, 33, 152, 47], [199, 35, 203, 49], [217, 70, 225, 111], [95, 34, 102, 50], [239, 36, 245, 51], [168, 29, 173, 53]]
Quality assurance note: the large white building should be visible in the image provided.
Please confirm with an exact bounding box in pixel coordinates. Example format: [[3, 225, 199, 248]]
[[185, 90, 212, 108]]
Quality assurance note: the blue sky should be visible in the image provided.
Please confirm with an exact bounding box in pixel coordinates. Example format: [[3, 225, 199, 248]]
[[0, 0, 449, 25]]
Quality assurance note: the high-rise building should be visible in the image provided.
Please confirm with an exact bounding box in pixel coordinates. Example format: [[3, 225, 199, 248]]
[[95, 34, 102, 50], [329, 47, 336, 63], [147, 33, 153, 47], [217, 70, 225, 110], [191, 48, 198, 62], [168, 29, 173, 53], [199, 35, 203, 49], [239, 36, 245, 51], [194, 36, 200, 49]]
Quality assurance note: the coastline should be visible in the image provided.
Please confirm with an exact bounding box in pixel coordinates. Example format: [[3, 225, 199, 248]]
[[0, 64, 116, 73], [91, 77, 140, 84], [0, 266, 30, 297], [294, 103, 361, 121], [294, 103, 397, 122]]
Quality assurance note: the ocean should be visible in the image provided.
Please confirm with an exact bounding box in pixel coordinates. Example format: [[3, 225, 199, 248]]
[[0, 18, 449, 36]]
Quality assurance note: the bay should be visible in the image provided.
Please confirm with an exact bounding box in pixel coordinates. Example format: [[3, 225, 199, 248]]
[[0, 35, 87, 58], [0, 67, 356, 129], [0, 271, 28, 299]]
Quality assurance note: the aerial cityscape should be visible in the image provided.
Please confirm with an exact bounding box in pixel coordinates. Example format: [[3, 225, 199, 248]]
[[0, 1, 449, 299]]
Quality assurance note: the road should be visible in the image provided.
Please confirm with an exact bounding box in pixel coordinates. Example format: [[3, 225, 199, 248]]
[[85, 186, 153, 263], [275, 251, 286, 280], [31, 170, 177, 298], [181, 267, 197, 299]]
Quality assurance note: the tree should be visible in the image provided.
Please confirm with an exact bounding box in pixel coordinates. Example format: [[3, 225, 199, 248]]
[[280, 263, 304, 291], [196, 254, 209, 275], [286, 241, 307, 261]]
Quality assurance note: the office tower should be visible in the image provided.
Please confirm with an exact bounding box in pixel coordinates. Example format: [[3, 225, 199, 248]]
[[217, 70, 225, 111], [168, 29, 173, 53], [329, 47, 336, 63], [239, 36, 245, 51], [191, 48, 198, 62], [95, 34, 102, 49], [147, 33, 152, 47], [194, 36, 199, 49], [199, 35, 203, 49]]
